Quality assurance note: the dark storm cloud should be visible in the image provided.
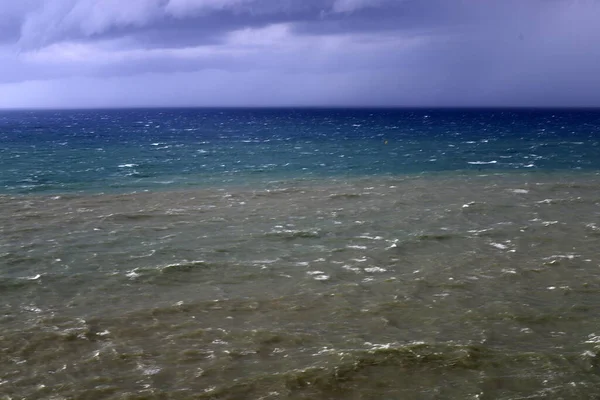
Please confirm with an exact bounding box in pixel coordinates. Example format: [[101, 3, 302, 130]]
[[12, 0, 473, 51], [1, 0, 600, 107], [14, 0, 394, 49]]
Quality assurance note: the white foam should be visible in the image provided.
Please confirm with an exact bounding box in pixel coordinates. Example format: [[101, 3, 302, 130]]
[[126, 269, 140, 279], [365, 342, 396, 350], [142, 367, 162, 376], [468, 228, 491, 234], [586, 334, 600, 344], [253, 259, 279, 264], [118, 163, 138, 168], [509, 189, 529, 194], [544, 254, 579, 261], [542, 221, 558, 226], [357, 235, 384, 240], [386, 239, 399, 249], [586, 223, 600, 231], [468, 160, 497, 165], [342, 265, 361, 273], [537, 199, 554, 204], [364, 267, 387, 273], [314, 347, 336, 356]]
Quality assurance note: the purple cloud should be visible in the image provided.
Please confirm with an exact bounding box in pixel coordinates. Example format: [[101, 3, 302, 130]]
[[0, 0, 599, 108]]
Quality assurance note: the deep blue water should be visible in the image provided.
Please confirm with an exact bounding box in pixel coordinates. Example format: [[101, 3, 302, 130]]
[[1, 108, 600, 194]]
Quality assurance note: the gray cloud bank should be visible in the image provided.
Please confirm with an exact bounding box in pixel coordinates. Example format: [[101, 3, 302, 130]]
[[1, 0, 599, 108]]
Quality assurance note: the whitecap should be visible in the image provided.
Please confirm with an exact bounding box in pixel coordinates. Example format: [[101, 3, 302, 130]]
[[385, 239, 399, 249], [253, 259, 279, 264], [126, 269, 140, 279], [142, 367, 161, 376], [537, 199, 554, 204], [544, 254, 579, 261], [468, 160, 497, 165], [468, 228, 491, 234], [365, 342, 396, 350], [347, 245, 367, 250], [586, 334, 600, 344], [118, 163, 138, 168], [542, 221, 558, 226], [342, 265, 361, 273], [357, 235, 383, 240], [364, 267, 387, 273]]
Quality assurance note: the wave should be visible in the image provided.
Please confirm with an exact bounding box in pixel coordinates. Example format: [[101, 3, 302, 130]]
[[467, 160, 498, 165], [0, 276, 41, 292], [123, 260, 220, 285], [190, 341, 592, 399], [264, 229, 322, 240], [328, 193, 362, 199]]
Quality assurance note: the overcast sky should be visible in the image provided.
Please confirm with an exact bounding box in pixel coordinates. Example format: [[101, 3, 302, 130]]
[[0, 0, 599, 108]]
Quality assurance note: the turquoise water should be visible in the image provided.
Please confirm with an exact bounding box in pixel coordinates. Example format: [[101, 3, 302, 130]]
[[2, 109, 600, 399], [2, 108, 600, 194]]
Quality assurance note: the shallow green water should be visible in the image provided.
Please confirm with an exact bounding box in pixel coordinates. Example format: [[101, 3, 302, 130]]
[[3, 172, 600, 399]]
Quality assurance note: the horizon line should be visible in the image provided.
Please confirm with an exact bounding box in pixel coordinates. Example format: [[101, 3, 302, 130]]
[[3, 105, 600, 112]]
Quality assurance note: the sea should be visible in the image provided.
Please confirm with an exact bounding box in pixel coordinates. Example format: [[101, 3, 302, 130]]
[[2, 108, 600, 399]]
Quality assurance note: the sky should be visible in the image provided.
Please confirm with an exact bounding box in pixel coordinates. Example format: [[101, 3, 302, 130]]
[[0, 0, 599, 108]]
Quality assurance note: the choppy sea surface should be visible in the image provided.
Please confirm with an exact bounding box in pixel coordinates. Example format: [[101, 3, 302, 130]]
[[3, 108, 600, 399]]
